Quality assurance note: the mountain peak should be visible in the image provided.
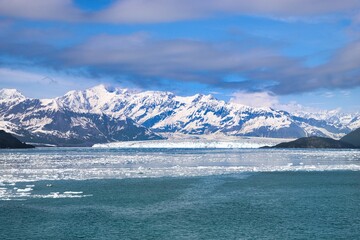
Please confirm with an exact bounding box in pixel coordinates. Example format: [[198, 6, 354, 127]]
[[0, 89, 25, 101]]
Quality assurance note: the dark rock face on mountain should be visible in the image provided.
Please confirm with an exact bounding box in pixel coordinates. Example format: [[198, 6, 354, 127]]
[[0, 130, 34, 149], [340, 128, 360, 147], [12, 110, 163, 147], [271, 136, 356, 149]]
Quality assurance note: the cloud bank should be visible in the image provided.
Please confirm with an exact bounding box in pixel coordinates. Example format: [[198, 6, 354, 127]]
[[1, 29, 360, 95], [0, 0, 359, 23], [0, 0, 359, 97]]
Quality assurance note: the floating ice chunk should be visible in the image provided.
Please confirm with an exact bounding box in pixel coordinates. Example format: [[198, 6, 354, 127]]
[[16, 187, 33, 192], [63, 191, 83, 194], [0, 148, 359, 185]]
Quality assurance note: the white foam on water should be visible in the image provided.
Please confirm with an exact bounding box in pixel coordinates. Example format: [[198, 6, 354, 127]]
[[31, 192, 92, 199], [0, 184, 91, 200], [0, 179, 92, 200], [0, 185, 33, 200], [63, 191, 83, 194]]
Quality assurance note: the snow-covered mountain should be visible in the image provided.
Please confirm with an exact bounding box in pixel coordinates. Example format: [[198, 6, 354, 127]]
[[286, 107, 360, 132], [0, 88, 162, 146], [0, 85, 358, 146], [58, 85, 356, 138]]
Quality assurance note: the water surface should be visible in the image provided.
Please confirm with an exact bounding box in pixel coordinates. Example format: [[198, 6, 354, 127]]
[[0, 148, 359, 239]]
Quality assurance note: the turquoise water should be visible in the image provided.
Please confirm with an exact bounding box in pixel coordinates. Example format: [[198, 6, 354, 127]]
[[1, 173, 360, 239], [0, 148, 360, 239]]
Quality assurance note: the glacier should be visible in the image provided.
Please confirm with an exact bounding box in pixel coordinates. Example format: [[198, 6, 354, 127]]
[[92, 137, 289, 149]]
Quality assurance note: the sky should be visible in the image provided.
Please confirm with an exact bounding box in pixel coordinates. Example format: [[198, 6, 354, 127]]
[[0, 0, 359, 112]]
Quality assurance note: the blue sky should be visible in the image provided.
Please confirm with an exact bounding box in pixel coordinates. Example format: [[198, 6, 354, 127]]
[[0, 0, 359, 112]]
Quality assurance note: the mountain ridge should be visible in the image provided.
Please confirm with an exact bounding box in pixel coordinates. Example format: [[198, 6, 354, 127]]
[[270, 136, 356, 149], [341, 128, 360, 147], [0, 85, 359, 146], [0, 130, 34, 149], [270, 127, 360, 149]]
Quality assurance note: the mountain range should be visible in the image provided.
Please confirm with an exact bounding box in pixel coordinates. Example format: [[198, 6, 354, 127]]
[[0, 85, 359, 146]]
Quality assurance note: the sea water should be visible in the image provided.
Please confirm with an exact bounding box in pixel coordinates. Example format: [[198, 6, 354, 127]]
[[0, 148, 359, 239]]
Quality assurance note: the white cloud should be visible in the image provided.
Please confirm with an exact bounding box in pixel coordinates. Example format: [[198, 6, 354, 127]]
[[276, 101, 321, 114], [0, 67, 51, 84], [230, 91, 279, 108], [229, 91, 341, 115], [0, 67, 98, 98], [341, 90, 351, 96], [61, 33, 288, 87], [0, 0, 82, 22], [322, 91, 335, 98]]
